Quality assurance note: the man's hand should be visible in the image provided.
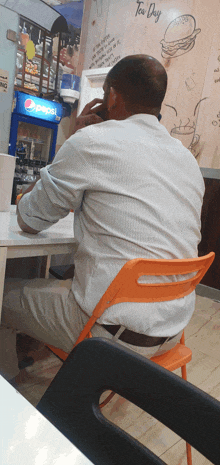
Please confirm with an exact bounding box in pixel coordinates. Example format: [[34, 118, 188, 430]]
[[15, 181, 38, 205], [72, 98, 106, 135]]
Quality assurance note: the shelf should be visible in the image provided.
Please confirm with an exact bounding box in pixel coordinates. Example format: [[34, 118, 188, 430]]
[[25, 71, 40, 78], [14, 85, 55, 97], [24, 86, 39, 92], [14, 85, 37, 96], [18, 137, 45, 144], [24, 72, 50, 80], [25, 74, 40, 84]]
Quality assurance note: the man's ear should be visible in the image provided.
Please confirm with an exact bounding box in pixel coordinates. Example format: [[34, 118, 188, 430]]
[[108, 87, 117, 109]]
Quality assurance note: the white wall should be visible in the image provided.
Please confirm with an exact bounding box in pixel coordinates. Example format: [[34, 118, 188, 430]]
[[0, 5, 19, 153], [77, 0, 220, 169]]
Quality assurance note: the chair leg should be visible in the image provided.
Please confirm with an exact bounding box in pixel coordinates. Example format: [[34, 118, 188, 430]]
[[186, 441, 192, 465], [181, 364, 187, 381], [99, 391, 116, 408], [181, 364, 192, 465]]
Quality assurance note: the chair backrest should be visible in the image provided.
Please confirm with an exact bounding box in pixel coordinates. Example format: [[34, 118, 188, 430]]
[[74, 252, 215, 347], [37, 338, 220, 465]]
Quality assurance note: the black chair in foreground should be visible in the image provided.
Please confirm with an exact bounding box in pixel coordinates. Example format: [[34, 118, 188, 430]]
[[37, 338, 220, 465]]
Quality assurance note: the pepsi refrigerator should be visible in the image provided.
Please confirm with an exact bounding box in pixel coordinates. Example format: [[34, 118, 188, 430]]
[[9, 91, 63, 164]]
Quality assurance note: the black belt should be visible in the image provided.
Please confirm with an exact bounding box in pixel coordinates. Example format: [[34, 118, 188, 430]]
[[102, 324, 177, 347]]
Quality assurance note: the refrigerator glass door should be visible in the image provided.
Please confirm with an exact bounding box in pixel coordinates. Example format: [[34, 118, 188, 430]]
[[17, 120, 53, 163]]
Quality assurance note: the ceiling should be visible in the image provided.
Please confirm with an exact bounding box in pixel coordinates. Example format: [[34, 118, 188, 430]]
[[0, 0, 72, 33]]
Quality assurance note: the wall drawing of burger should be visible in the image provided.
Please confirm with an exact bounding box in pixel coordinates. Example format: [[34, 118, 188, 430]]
[[161, 15, 201, 58]]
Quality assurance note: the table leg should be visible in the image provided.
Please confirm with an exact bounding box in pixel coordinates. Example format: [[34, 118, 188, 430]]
[[44, 254, 51, 279], [0, 248, 7, 320]]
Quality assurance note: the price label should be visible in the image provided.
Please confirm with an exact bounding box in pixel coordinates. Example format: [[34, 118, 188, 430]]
[[0, 69, 9, 93]]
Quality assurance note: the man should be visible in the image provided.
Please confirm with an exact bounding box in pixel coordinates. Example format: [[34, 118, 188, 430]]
[[1, 55, 204, 381]]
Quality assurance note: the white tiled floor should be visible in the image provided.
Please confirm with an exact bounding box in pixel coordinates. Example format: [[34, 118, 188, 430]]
[[14, 295, 220, 464]]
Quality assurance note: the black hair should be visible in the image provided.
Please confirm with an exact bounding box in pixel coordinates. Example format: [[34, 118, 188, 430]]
[[106, 55, 167, 113]]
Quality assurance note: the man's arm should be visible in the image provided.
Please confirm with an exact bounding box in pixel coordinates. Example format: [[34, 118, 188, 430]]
[[16, 181, 39, 234], [17, 206, 39, 234], [16, 98, 105, 234]]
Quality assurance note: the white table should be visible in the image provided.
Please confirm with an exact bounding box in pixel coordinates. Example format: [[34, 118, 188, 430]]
[[0, 375, 93, 464], [0, 205, 77, 318]]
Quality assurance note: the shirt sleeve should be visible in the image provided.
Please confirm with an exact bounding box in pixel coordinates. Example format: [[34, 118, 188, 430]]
[[18, 132, 93, 231]]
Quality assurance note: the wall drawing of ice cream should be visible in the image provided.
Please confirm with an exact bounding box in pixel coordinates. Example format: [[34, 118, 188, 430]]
[[161, 15, 201, 59]]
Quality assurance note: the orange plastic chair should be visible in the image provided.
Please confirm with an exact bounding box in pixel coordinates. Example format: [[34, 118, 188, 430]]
[[46, 252, 215, 465]]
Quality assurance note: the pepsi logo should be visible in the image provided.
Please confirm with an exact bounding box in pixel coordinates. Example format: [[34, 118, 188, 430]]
[[24, 98, 57, 116], [25, 99, 35, 112]]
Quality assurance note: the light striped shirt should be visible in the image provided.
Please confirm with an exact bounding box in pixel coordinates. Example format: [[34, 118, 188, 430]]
[[19, 114, 205, 336]]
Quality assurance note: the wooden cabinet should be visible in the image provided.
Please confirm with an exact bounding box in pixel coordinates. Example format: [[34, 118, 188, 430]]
[[198, 176, 220, 290]]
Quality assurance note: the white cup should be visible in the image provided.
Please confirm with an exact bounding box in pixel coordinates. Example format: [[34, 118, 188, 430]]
[[0, 154, 16, 212]]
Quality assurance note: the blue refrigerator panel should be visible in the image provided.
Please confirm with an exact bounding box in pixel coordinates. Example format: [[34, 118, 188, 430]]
[[9, 92, 63, 163]]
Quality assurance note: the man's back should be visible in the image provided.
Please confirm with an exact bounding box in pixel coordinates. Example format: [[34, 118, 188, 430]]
[[69, 114, 204, 334]]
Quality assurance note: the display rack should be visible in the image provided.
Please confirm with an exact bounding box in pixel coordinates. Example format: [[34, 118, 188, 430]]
[[15, 30, 61, 97]]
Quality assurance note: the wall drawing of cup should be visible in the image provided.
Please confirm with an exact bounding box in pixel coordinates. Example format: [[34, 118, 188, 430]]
[[188, 133, 200, 150], [170, 125, 196, 149], [167, 100, 207, 156]]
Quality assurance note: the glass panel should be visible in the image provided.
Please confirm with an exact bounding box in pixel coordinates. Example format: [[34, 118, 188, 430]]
[[18, 18, 43, 55], [43, 62, 49, 79], [17, 17, 45, 93], [25, 55, 41, 77], [49, 59, 57, 90], [41, 35, 54, 93], [16, 50, 24, 82], [59, 30, 81, 76], [15, 78, 22, 87], [35, 29, 44, 57], [24, 76, 39, 93], [16, 19, 60, 95], [45, 36, 53, 63], [18, 21, 29, 52], [17, 121, 53, 164]]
